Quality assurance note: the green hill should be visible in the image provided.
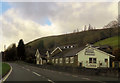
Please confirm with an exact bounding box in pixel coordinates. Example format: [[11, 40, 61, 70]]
[[94, 36, 119, 49], [25, 27, 119, 63], [26, 27, 119, 51]]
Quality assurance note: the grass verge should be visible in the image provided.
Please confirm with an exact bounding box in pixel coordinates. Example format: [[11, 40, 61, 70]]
[[1, 63, 11, 77]]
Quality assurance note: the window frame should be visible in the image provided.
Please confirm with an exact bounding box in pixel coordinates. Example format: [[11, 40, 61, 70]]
[[70, 57, 74, 63], [66, 57, 69, 64], [59, 58, 63, 64], [52, 59, 54, 63], [105, 59, 108, 62], [56, 59, 58, 64], [89, 57, 97, 64]]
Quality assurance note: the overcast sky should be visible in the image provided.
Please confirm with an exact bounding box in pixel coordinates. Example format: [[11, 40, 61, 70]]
[[0, 1, 118, 51]]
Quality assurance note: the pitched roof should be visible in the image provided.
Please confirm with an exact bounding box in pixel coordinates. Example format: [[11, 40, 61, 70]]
[[35, 49, 47, 58], [51, 47, 62, 55], [93, 47, 115, 57], [51, 44, 115, 58], [52, 46, 85, 58]]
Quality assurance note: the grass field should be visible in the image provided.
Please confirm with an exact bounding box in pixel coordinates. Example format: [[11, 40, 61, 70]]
[[94, 36, 119, 49], [0, 63, 11, 77]]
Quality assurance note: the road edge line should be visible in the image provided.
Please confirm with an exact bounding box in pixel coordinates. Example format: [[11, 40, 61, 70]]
[[2, 63, 13, 82]]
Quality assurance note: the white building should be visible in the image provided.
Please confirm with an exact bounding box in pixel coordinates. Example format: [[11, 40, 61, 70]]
[[77, 45, 115, 68], [35, 49, 47, 65]]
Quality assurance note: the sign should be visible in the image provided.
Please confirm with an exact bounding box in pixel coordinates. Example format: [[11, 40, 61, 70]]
[[85, 47, 95, 55]]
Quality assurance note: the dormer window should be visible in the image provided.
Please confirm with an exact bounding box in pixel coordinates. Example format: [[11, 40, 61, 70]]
[[69, 46, 71, 48], [67, 46, 69, 48]]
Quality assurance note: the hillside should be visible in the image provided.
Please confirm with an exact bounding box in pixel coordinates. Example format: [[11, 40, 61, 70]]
[[26, 27, 119, 51], [94, 36, 119, 49], [25, 27, 119, 63]]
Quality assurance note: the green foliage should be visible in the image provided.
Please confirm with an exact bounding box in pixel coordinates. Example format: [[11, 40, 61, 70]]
[[112, 48, 120, 61], [4, 43, 17, 61], [25, 46, 36, 63], [17, 39, 26, 61]]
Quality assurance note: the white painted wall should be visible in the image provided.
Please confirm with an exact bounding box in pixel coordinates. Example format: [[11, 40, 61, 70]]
[[78, 47, 110, 68]]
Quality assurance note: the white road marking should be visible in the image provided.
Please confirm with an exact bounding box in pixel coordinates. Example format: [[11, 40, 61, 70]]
[[26, 69, 30, 71], [82, 77, 90, 80], [32, 72, 41, 76], [1, 63, 13, 82], [48, 79, 55, 83]]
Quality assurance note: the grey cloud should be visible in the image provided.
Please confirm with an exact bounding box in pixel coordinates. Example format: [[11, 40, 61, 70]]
[[9, 2, 117, 32], [10, 2, 58, 25]]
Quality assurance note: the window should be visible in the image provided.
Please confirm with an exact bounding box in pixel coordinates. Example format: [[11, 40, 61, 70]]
[[85, 48, 95, 55], [105, 59, 108, 62], [66, 58, 69, 63], [43, 60, 46, 64], [59, 58, 63, 63], [70, 57, 74, 63], [89, 58, 97, 63], [56, 59, 58, 64], [67, 46, 69, 48], [47, 60, 50, 62], [93, 58, 96, 63], [52, 59, 54, 63], [69, 46, 71, 48], [89, 58, 92, 63]]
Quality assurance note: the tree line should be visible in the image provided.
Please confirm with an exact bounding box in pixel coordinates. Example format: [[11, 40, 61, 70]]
[[2, 39, 26, 61]]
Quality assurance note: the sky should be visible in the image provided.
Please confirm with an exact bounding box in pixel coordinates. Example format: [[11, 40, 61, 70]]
[[0, 0, 118, 51]]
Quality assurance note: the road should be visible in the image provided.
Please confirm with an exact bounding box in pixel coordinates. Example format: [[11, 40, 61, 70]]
[[5, 62, 119, 83]]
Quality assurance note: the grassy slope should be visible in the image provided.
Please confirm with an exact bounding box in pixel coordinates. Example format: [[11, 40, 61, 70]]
[[26, 28, 119, 50], [94, 36, 119, 49], [2, 63, 10, 77]]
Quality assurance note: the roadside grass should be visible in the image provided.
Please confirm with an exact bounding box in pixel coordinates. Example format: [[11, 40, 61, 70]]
[[94, 36, 119, 49], [1, 63, 10, 77], [0, 62, 2, 76]]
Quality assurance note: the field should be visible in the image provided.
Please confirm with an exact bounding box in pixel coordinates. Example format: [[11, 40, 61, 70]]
[[94, 36, 119, 49]]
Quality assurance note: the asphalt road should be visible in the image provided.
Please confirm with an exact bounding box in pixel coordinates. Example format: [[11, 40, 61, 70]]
[[5, 62, 119, 83]]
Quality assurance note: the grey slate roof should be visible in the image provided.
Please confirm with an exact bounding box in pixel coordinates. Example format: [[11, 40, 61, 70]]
[[51, 44, 115, 58], [52, 46, 85, 58]]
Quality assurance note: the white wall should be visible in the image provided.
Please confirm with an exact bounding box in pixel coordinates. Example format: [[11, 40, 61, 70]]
[[78, 47, 110, 68]]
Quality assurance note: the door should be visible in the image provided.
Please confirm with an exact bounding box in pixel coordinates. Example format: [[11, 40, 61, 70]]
[[105, 59, 108, 67], [79, 62, 82, 67]]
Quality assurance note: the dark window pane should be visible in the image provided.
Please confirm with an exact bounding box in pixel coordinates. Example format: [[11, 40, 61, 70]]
[[93, 58, 96, 63], [105, 59, 108, 62], [89, 58, 92, 63]]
